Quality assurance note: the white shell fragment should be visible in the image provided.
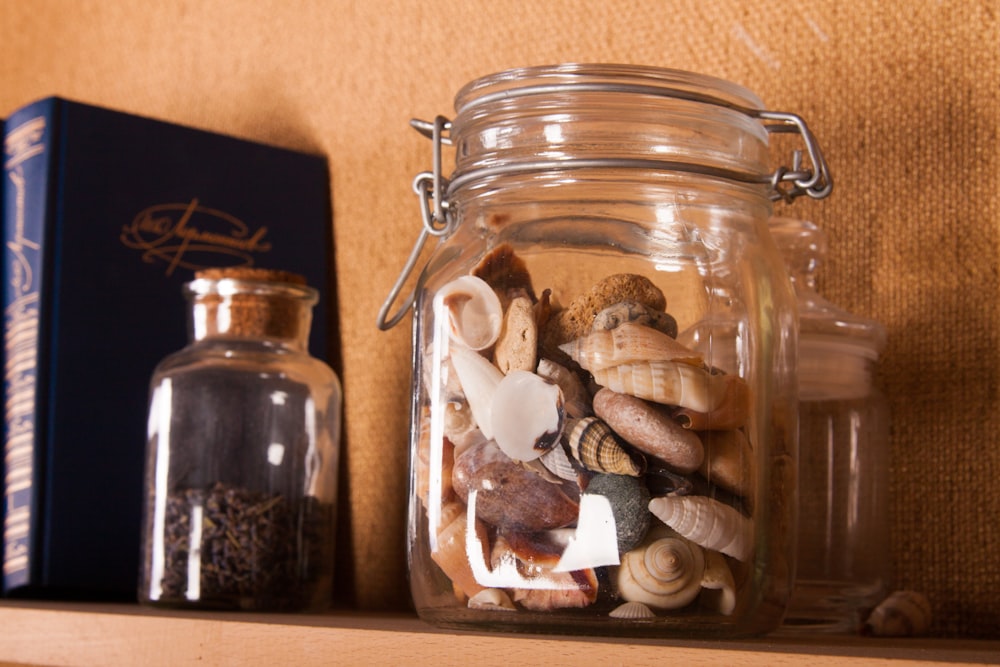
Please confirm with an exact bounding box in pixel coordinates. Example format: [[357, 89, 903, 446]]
[[648, 495, 753, 562], [863, 590, 932, 637], [609, 601, 656, 620], [468, 588, 517, 612], [436, 275, 503, 351], [490, 370, 564, 462], [449, 345, 503, 440]]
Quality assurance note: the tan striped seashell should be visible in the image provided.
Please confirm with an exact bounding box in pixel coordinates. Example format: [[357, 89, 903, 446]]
[[558, 321, 703, 373], [592, 360, 733, 414], [648, 495, 753, 562], [565, 416, 644, 476], [616, 526, 705, 610], [863, 590, 932, 637]]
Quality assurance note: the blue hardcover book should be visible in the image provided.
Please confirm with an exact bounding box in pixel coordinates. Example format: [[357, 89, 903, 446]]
[[2, 97, 334, 598]]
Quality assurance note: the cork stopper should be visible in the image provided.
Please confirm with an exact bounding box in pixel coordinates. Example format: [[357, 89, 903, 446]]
[[188, 267, 316, 343], [194, 267, 307, 287]]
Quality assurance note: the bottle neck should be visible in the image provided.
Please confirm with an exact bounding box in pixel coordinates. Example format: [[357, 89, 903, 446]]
[[185, 275, 317, 351]]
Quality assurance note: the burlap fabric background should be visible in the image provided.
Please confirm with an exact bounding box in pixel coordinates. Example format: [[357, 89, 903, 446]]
[[2, 0, 997, 638]]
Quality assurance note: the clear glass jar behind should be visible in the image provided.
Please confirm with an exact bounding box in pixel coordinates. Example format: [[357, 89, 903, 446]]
[[770, 217, 891, 633], [401, 64, 818, 638], [139, 267, 342, 612]]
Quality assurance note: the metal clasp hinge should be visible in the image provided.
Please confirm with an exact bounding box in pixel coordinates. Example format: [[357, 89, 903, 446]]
[[376, 116, 453, 331], [757, 110, 833, 202]]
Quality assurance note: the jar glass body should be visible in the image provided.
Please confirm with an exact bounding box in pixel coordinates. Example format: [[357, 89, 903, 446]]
[[139, 273, 342, 612], [407, 65, 800, 637], [770, 217, 890, 633]]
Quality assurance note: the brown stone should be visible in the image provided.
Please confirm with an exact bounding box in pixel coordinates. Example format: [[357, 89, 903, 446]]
[[593, 387, 703, 473]]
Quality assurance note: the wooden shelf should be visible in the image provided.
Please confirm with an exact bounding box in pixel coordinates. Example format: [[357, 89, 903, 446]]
[[1, 601, 997, 666]]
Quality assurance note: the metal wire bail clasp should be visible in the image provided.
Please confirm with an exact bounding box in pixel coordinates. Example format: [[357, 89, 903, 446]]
[[756, 110, 833, 202], [376, 116, 454, 331]]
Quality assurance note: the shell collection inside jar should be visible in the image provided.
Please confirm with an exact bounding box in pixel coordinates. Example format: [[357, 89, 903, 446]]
[[420, 244, 754, 618]]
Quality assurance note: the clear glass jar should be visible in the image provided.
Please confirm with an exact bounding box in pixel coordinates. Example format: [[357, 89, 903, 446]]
[[380, 64, 832, 637], [770, 217, 890, 633], [139, 267, 342, 611]]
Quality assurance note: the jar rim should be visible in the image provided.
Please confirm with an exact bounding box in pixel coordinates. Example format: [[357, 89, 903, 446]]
[[453, 63, 765, 115], [185, 276, 319, 305]]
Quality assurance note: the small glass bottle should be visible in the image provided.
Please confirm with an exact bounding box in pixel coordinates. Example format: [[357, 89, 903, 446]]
[[139, 267, 342, 611], [380, 64, 833, 637], [770, 217, 890, 633]]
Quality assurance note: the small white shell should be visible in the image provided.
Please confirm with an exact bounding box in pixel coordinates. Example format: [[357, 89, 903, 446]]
[[436, 275, 503, 351], [864, 590, 932, 637], [609, 601, 656, 619], [449, 345, 503, 440], [490, 370, 564, 462], [648, 495, 752, 562], [468, 588, 517, 612], [700, 549, 737, 616]]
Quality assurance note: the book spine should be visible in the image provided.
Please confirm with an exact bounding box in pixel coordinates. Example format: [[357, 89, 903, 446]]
[[2, 100, 56, 593]]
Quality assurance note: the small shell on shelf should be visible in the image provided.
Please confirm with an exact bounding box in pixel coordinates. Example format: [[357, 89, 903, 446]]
[[592, 360, 734, 414], [863, 590, 932, 637], [494, 294, 538, 373], [616, 526, 706, 610], [558, 321, 702, 373], [490, 370, 564, 462], [565, 416, 644, 476], [468, 588, 517, 612], [435, 275, 503, 351], [648, 494, 752, 562], [592, 300, 677, 339], [609, 600, 656, 620], [448, 345, 503, 440]]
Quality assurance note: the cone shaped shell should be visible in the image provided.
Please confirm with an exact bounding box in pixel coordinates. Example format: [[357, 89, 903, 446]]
[[449, 345, 503, 440], [648, 495, 753, 561], [593, 360, 731, 413], [565, 416, 644, 476], [559, 321, 702, 372]]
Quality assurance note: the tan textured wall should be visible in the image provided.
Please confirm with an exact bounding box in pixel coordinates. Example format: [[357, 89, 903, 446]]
[[2, 0, 997, 638]]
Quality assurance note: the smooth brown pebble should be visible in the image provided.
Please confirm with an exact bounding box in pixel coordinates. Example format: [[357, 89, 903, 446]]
[[593, 388, 704, 473]]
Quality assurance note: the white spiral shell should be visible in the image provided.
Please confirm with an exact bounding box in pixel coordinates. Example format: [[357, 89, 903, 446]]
[[616, 527, 706, 610], [648, 495, 753, 562]]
